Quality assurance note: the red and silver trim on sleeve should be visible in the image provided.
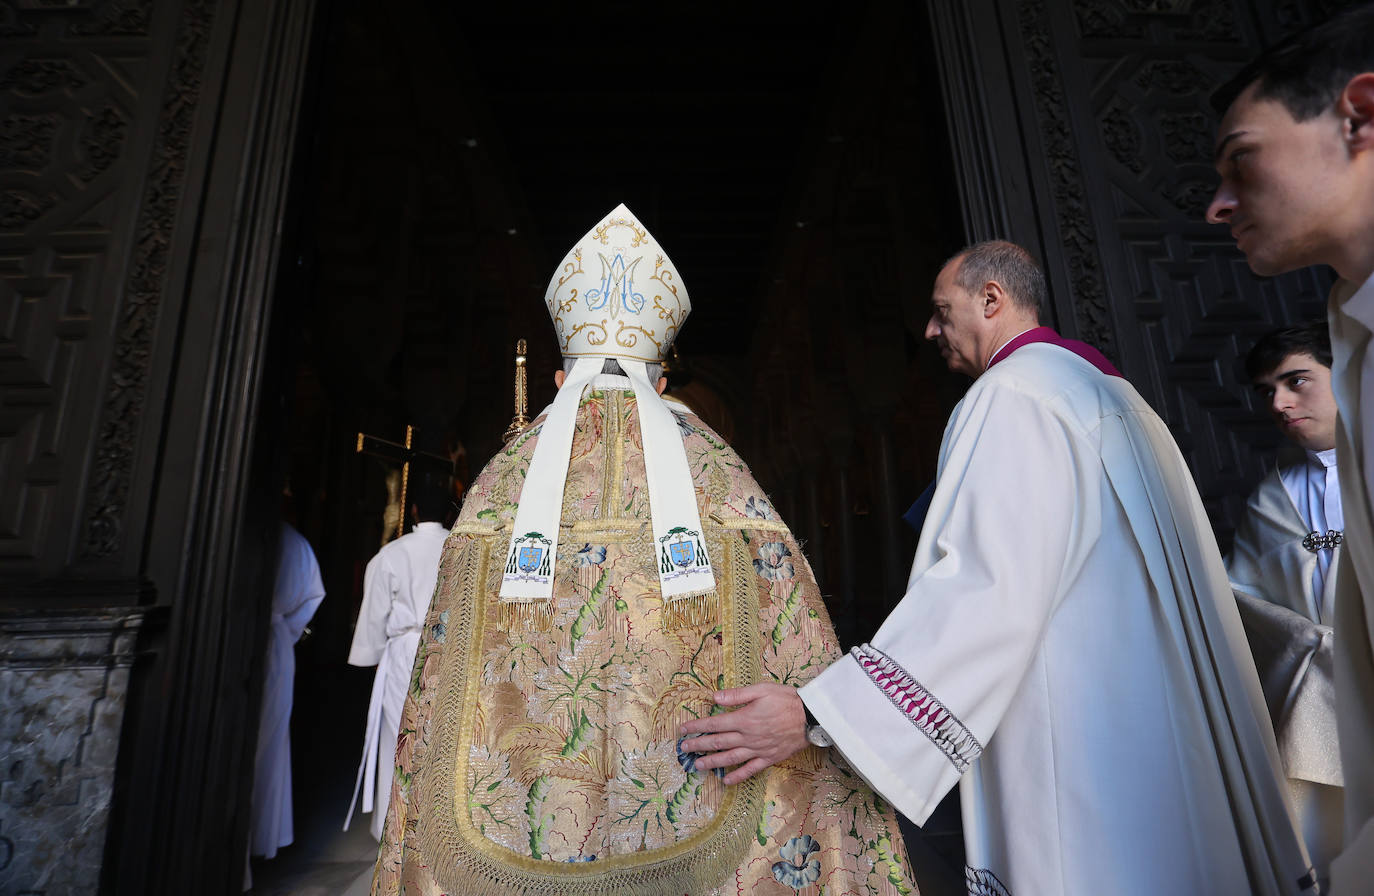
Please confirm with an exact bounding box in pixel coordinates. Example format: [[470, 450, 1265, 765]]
[[850, 643, 983, 773]]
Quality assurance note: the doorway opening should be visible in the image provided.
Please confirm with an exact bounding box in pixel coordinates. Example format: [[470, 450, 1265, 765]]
[[246, 2, 967, 892]]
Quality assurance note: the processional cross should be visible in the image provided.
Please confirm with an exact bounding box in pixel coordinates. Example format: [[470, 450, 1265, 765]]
[[355, 424, 454, 541]]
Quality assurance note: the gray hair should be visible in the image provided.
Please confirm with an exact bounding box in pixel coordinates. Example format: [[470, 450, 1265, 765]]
[[946, 240, 1046, 318], [563, 357, 663, 381]]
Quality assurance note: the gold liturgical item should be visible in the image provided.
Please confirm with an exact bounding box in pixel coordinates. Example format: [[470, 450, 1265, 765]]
[[502, 339, 530, 443], [355, 424, 454, 541]]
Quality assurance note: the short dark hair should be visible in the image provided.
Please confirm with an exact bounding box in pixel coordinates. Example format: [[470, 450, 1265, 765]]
[[1244, 321, 1333, 381], [410, 471, 453, 523], [1212, 3, 1374, 120], [947, 240, 1046, 317]]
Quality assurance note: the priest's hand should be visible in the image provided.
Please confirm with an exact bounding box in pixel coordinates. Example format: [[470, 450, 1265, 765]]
[[677, 683, 809, 785]]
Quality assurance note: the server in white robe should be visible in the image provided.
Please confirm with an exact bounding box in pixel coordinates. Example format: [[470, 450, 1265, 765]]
[[1227, 323, 1344, 882], [344, 479, 451, 839], [1206, 9, 1374, 888], [684, 242, 1311, 895], [250, 521, 326, 859]]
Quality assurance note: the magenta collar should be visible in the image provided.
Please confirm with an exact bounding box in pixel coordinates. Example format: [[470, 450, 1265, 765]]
[[986, 327, 1122, 378]]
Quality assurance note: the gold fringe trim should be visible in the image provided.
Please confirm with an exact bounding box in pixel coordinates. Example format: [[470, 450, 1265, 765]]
[[498, 598, 555, 632], [452, 522, 499, 536], [661, 588, 718, 631], [568, 519, 646, 537], [717, 517, 791, 532], [406, 810, 763, 896]]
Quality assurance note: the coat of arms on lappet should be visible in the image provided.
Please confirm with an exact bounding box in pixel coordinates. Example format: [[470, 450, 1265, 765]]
[[658, 526, 710, 580], [505, 531, 553, 582]]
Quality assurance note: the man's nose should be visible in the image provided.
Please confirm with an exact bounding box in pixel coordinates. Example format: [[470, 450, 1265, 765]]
[[1206, 184, 1235, 225], [924, 318, 940, 340], [1272, 389, 1293, 413]]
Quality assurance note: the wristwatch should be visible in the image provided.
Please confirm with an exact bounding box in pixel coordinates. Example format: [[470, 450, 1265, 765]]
[[803, 701, 833, 748]]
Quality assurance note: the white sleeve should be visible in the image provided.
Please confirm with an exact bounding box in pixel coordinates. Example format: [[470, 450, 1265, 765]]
[[800, 380, 1103, 824], [348, 550, 393, 666]]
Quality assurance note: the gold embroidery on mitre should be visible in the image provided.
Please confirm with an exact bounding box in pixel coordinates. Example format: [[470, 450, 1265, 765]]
[[545, 204, 690, 365]]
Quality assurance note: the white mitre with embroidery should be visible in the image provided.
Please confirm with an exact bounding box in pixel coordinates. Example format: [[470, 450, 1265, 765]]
[[545, 202, 690, 363], [500, 204, 714, 609]]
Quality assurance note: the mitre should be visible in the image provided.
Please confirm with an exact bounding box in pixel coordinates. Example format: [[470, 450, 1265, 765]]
[[545, 203, 690, 363], [500, 204, 715, 609]]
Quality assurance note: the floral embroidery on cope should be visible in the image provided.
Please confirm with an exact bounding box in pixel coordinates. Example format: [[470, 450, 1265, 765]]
[[966, 865, 1012, 895], [744, 496, 774, 520], [753, 541, 794, 582], [572, 543, 607, 566], [772, 834, 822, 889], [851, 643, 982, 773]]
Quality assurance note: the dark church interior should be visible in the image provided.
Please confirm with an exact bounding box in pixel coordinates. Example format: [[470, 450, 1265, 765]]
[[264, 0, 966, 890], [1, 0, 1362, 892]]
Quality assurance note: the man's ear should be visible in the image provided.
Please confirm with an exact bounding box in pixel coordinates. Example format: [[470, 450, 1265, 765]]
[[554, 369, 566, 388], [655, 377, 668, 395], [982, 281, 1008, 318], [1340, 72, 1374, 153]]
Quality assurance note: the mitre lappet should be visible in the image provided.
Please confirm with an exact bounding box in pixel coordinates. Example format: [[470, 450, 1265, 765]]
[[499, 203, 714, 611]]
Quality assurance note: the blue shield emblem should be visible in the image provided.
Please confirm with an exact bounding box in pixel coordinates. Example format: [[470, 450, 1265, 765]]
[[669, 538, 694, 569], [518, 545, 545, 573]]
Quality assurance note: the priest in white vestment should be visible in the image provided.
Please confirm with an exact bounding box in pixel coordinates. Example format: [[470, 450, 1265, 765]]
[[684, 242, 1312, 895], [345, 476, 452, 840], [250, 520, 326, 859], [1205, 9, 1374, 888], [1227, 323, 1344, 883]]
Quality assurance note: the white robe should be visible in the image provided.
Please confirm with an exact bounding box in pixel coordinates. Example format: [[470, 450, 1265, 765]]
[[250, 522, 326, 858], [345, 520, 448, 839], [1327, 270, 1374, 893], [1227, 451, 1344, 881], [801, 342, 1310, 895]]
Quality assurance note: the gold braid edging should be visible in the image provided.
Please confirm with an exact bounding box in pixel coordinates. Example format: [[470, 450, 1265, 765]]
[[414, 532, 765, 895]]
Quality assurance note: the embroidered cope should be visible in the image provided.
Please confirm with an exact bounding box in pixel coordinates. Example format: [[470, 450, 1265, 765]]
[[370, 380, 918, 896]]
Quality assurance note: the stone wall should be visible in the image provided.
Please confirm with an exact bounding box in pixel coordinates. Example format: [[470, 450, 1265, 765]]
[[1, 0, 316, 887], [0, 610, 142, 893]]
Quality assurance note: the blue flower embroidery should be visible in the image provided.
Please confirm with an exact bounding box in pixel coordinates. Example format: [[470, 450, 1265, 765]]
[[674, 735, 725, 779], [564, 854, 597, 863], [753, 542, 794, 582], [430, 609, 449, 643], [671, 410, 696, 438], [744, 496, 775, 520], [572, 544, 607, 567], [772, 834, 821, 889]]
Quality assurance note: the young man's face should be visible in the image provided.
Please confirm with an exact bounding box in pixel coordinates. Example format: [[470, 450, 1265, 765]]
[[1207, 82, 1349, 276], [1251, 351, 1339, 452]]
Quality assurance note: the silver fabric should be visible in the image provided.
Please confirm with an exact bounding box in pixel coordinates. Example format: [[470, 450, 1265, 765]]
[[1235, 592, 1342, 787]]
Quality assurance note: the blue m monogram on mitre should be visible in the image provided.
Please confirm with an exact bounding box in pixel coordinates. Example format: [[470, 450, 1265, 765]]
[[585, 252, 646, 319], [659, 527, 710, 580]]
